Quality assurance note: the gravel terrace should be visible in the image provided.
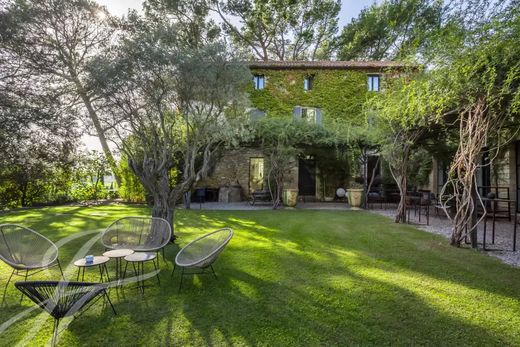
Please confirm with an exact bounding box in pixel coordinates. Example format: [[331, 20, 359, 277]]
[[370, 207, 520, 267]]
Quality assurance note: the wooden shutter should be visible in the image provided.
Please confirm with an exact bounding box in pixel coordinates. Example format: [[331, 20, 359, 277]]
[[316, 108, 322, 125], [293, 106, 302, 120]]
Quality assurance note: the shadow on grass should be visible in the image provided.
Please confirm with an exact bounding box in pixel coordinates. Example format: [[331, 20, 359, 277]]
[[1, 207, 520, 345]]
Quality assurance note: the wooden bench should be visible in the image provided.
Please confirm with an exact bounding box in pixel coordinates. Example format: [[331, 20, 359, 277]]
[[249, 190, 272, 206]]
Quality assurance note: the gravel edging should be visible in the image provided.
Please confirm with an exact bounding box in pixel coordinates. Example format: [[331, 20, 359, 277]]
[[369, 208, 520, 268]]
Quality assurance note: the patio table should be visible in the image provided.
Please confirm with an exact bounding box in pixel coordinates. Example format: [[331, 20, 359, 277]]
[[74, 256, 110, 283], [123, 252, 160, 295], [103, 249, 134, 286]]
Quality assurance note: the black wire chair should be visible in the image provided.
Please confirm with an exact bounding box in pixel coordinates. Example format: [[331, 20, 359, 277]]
[[15, 281, 116, 346], [0, 224, 65, 305]]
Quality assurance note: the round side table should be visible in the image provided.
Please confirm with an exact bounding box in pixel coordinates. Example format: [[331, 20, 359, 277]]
[[123, 252, 160, 295], [74, 256, 110, 283], [103, 249, 134, 286]]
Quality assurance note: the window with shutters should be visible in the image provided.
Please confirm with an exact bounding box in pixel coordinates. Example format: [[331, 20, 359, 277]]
[[304, 75, 314, 91], [301, 107, 317, 123], [294, 106, 321, 124], [368, 75, 380, 92], [253, 75, 265, 89]]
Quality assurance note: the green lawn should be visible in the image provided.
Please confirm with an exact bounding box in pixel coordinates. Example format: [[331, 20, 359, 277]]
[[1, 205, 520, 346]]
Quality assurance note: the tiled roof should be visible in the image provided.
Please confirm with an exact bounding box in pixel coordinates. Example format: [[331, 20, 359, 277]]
[[248, 60, 410, 70]]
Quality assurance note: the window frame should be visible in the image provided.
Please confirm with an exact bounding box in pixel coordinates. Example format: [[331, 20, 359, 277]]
[[253, 74, 265, 90], [304, 75, 314, 91], [301, 107, 317, 123], [249, 157, 265, 193], [367, 74, 381, 92]]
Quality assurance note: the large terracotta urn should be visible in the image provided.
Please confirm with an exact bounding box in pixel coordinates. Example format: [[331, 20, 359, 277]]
[[283, 189, 299, 207], [347, 189, 364, 209]]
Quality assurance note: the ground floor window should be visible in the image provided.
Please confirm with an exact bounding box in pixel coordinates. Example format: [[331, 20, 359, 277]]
[[249, 157, 264, 192]]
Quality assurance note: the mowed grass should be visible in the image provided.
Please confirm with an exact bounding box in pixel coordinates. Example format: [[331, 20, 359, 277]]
[[0, 204, 520, 346]]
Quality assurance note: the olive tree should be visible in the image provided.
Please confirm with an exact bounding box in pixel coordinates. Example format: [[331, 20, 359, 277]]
[[90, 14, 251, 237], [369, 73, 450, 223]]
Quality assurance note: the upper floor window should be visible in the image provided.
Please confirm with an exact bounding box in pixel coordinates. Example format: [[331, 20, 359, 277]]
[[368, 75, 380, 92], [253, 75, 265, 89], [304, 75, 314, 91]]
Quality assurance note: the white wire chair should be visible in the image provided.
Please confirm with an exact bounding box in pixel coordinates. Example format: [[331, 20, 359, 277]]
[[172, 228, 233, 292], [0, 224, 64, 305]]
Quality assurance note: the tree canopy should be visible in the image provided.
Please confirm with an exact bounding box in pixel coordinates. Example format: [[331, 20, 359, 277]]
[[212, 0, 341, 61], [89, 10, 252, 232]]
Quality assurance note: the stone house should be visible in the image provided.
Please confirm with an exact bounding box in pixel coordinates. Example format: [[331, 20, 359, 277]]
[[429, 142, 519, 215], [196, 60, 409, 203]]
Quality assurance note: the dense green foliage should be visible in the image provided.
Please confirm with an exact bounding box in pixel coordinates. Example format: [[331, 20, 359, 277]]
[[248, 68, 373, 125], [337, 0, 444, 60], [117, 159, 146, 203], [213, 0, 340, 61], [89, 9, 253, 228], [2, 206, 520, 345], [0, 149, 115, 209]]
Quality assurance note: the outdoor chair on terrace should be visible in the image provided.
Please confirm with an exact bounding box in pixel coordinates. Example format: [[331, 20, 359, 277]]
[[172, 228, 233, 292], [0, 224, 64, 305], [15, 281, 116, 346], [249, 189, 272, 206], [101, 217, 172, 265]]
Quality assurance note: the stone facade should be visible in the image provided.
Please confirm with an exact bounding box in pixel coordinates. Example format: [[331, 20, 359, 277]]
[[430, 142, 519, 212], [196, 147, 299, 200], [195, 61, 408, 202]]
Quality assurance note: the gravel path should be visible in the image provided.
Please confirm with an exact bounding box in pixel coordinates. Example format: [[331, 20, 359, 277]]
[[370, 208, 520, 267]]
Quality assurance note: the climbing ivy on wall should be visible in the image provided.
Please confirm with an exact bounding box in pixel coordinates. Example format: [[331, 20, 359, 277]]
[[247, 69, 375, 126]]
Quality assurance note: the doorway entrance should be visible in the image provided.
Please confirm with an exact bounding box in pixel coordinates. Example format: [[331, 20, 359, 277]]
[[298, 156, 316, 196], [249, 158, 264, 193]]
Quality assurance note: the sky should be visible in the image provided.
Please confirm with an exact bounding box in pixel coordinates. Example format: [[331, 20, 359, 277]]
[[85, 0, 378, 151]]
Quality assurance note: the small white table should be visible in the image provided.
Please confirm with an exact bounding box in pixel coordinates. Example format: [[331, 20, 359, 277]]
[[74, 256, 110, 282], [103, 249, 134, 286], [123, 252, 160, 294]]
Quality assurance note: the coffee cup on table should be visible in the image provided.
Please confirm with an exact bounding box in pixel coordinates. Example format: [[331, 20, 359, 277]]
[[85, 255, 94, 264]]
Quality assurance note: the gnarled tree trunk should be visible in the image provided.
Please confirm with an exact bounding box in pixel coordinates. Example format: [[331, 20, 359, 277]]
[[442, 97, 490, 247]]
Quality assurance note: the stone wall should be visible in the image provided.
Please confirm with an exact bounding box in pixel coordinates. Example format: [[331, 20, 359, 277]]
[[196, 147, 298, 201]]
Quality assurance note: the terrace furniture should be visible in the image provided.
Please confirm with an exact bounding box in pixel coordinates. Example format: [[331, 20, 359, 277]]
[[15, 281, 116, 347], [205, 188, 219, 202], [172, 228, 233, 292], [123, 252, 160, 295], [417, 190, 432, 225], [195, 188, 206, 209], [0, 224, 64, 305], [249, 189, 272, 206], [405, 195, 420, 222], [101, 217, 172, 265], [482, 198, 518, 251], [478, 186, 512, 221], [433, 194, 455, 218], [73, 256, 110, 283], [367, 190, 383, 209], [103, 249, 134, 286]]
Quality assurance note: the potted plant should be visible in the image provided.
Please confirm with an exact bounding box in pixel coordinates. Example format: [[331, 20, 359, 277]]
[[347, 181, 364, 209], [283, 188, 299, 207]]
